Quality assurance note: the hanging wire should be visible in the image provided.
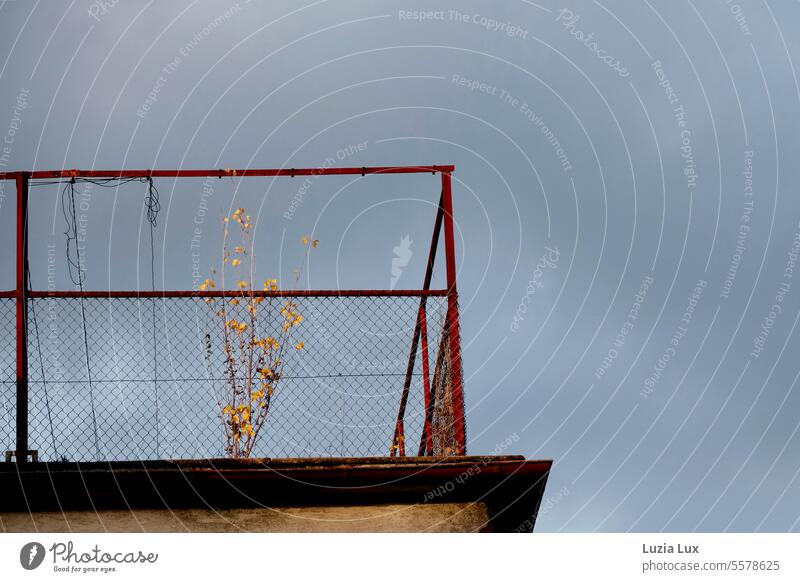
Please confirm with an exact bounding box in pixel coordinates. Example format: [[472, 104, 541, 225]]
[[61, 180, 85, 287], [61, 179, 101, 460], [38, 176, 149, 188], [26, 258, 58, 459], [55, 175, 162, 459], [145, 176, 160, 227], [57, 177, 151, 286], [145, 177, 161, 457]]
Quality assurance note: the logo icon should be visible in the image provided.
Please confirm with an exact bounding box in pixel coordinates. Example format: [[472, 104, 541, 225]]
[[20, 542, 46, 570], [391, 235, 413, 290]]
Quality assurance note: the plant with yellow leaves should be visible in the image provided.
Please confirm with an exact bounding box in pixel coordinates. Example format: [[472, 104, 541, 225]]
[[202, 207, 318, 458]]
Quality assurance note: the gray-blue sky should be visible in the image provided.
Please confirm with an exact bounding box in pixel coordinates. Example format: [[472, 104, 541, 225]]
[[1, 0, 800, 532]]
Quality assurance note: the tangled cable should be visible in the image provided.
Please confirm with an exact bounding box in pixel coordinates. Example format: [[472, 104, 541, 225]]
[[60, 179, 85, 286], [58, 176, 162, 286], [145, 177, 160, 228], [56, 175, 163, 459]]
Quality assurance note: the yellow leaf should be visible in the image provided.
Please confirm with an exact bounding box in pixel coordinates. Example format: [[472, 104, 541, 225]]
[[295, 341, 305, 350]]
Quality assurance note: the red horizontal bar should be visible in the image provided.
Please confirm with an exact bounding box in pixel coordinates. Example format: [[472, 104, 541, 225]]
[[23, 289, 447, 299], [0, 165, 454, 180]]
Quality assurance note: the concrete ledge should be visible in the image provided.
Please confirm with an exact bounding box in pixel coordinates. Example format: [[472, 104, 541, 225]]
[[0, 456, 551, 533], [2, 503, 493, 533]]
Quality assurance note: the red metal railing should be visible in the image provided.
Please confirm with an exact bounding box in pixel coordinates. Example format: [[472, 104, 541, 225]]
[[0, 166, 466, 462]]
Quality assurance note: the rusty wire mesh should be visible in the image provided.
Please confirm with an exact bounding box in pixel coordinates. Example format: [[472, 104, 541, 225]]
[[11, 294, 450, 461]]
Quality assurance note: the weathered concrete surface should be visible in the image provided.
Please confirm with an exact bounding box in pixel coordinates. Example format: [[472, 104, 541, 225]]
[[1, 502, 491, 533], [0, 456, 552, 532]]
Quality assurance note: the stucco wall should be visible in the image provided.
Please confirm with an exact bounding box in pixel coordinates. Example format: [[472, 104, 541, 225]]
[[2, 502, 491, 533]]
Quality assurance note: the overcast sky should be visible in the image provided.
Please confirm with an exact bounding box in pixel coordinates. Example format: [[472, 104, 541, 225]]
[[2, 0, 800, 532]]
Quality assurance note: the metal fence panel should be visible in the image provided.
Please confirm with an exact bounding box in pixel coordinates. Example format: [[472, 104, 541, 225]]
[[20, 295, 448, 461]]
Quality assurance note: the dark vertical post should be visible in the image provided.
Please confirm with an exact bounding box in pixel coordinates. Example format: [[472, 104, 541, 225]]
[[441, 172, 466, 455], [418, 305, 433, 455], [391, 197, 444, 457], [15, 172, 29, 462]]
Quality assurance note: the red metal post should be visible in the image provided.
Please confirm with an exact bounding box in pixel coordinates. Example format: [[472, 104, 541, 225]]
[[390, 199, 444, 456], [441, 172, 466, 455], [15, 172, 29, 462]]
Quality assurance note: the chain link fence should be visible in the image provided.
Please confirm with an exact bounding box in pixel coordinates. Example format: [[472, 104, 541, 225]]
[[0, 299, 16, 454], [6, 294, 451, 461]]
